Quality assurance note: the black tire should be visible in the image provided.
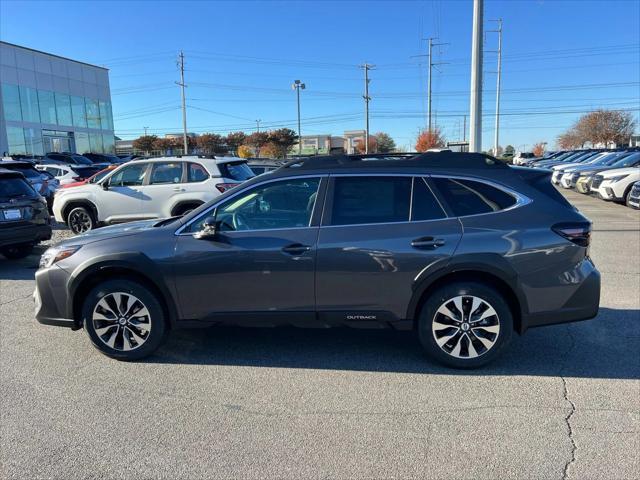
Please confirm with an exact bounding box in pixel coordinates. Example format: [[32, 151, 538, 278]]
[[82, 279, 167, 361], [418, 281, 513, 369], [1, 244, 34, 259], [625, 188, 634, 208], [67, 206, 95, 234]]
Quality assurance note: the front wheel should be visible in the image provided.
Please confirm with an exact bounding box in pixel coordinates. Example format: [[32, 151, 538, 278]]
[[82, 279, 167, 360], [67, 206, 95, 234], [418, 281, 513, 368]]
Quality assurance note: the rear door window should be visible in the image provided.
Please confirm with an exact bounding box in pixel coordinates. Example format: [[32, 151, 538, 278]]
[[328, 176, 411, 226], [412, 177, 447, 221], [431, 178, 516, 217], [149, 162, 184, 185]]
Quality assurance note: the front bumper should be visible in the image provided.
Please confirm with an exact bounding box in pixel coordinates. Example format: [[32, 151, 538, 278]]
[[0, 223, 51, 249], [575, 178, 591, 194], [596, 182, 618, 200], [34, 265, 78, 329]]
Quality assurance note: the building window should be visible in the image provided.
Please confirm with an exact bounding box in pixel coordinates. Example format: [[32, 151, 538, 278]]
[[75, 131, 90, 154], [99, 100, 113, 131], [55, 93, 73, 126], [85, 99, 101, 129], [6, 126, 26, 155], [89, 132, 104, 153], [71, 95, 87, 128], [19, 86, 40, 123], [38, 90, 57, 125], [102, 133, 115, 153], [24, 127, 44, 156], [1, 83, 22, 122]]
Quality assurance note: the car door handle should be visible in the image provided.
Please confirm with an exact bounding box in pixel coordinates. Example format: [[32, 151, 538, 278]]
[[281, 243, 311, 255], [411, 237, 446, 249], [173, 186, 185, 192]]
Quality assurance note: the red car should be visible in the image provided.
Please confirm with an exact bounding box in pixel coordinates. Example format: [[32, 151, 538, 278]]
[[61, 165, 118, 189]]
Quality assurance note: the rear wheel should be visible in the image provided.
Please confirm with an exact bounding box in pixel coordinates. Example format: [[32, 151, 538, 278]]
[[82, 279, 167, 360], [67, 206, 95, 234], [418, 281, 513, 368], [1, 244, 34, 259]]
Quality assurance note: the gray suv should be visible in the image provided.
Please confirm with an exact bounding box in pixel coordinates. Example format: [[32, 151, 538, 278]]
[[34, 152, 600, 368]]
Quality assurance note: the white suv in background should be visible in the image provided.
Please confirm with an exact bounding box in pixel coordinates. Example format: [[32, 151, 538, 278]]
[[591, 167, 640, 204], [52, 156, 255, 234]]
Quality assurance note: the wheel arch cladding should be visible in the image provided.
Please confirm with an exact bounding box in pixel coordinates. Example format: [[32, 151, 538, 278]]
[[408, 267, 525, 335], [62, 200, 98, 222], [69, 257, 177, 329]]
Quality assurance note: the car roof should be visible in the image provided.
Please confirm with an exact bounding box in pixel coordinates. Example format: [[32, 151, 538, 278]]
[[0, 167, 26, 178], [0, 160, 37, 169], [126, 155, 248, 165]]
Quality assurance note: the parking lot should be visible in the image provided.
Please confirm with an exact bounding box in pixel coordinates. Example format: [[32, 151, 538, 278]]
[[0, 188, 638, 479]]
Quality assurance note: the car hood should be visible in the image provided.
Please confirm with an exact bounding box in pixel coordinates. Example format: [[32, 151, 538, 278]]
[[598, 167, 640, 178], [58, 219, 166, 247]]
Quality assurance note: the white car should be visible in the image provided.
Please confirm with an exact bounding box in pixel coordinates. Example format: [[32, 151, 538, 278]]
[[36, 164, 101, 186], [52, 156, 255, 234], [591, 167, 640, 203]]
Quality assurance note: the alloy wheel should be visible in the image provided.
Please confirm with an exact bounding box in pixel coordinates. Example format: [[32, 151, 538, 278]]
[[432, 295, 500, 359], [69, 210, 93, 234], [92, 292, 152, 351]]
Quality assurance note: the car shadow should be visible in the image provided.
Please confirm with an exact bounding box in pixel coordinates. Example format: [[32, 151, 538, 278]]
[[0, 247, 46, 280], [147, 307, 639, 379]]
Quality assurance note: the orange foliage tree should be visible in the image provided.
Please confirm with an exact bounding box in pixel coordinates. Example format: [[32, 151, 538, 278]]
[[415, 127, 446, 152], [532, 142, 546, 157]]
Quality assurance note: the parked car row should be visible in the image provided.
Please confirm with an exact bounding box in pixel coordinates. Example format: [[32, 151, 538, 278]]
[[518, 148, 640, 208]]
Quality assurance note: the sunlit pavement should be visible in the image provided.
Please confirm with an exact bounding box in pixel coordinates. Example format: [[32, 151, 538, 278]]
[[1, 189, 638, 479]]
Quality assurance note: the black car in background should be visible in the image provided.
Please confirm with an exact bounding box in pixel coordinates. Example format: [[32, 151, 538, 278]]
[[0, 160, 54, 208], [83, 153, 124, 165], [0, 168, 51, 259], [41, 152, 110, 169]]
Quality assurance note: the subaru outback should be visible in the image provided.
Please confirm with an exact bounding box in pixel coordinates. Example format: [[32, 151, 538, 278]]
[[35, 152, 600, 368]]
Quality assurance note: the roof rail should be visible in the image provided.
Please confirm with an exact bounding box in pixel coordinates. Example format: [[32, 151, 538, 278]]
[[281, 151, 504, 170]]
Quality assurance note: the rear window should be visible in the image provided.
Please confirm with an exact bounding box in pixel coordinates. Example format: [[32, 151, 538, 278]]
[[71, 166, 101, 178], [0, 176, 35, 200], [431, 178, 516, 217], [218, 162, 255, 181], [72, 155, 93, 165], [412, 178, 447, 221], [329, 176, 411, 226], [10, 166, 41, 179]]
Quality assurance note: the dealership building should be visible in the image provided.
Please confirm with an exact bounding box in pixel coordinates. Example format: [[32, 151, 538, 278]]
[[0, 41, 114, 156]]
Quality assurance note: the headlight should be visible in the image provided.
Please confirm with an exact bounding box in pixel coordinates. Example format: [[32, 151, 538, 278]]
[[39, 245, 81, 269], [607, 174, 629, 183]]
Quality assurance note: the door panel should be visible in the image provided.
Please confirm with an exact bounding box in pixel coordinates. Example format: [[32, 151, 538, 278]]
[[174, 228, 318, 321], [315, 219, 462, 321]]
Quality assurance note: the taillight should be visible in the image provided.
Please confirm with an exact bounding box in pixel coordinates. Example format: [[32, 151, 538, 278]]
[[215, 183, 239, 193], [552, 222, 591, 247]]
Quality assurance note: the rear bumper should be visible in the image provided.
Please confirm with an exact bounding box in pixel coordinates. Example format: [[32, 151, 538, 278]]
[[34, 265, 78, 329], [0, 224, 51, 249], [521, 260, 600, 332]]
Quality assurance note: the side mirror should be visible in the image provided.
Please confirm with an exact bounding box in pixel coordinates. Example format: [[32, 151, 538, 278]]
[[101, 181, 109, 190], [193, 216, 218, 240]]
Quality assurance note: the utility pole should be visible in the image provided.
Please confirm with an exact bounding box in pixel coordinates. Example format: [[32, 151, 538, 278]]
[[291, 80, 305, 154], [143, 126, 149, 136], [488, 18, 503, 156], [255, 119, 261, 133], [360, 63, 375, 153], [176, 51, 188, 155], [469, 0, 483, 152], [425, 38, 449, 132], [463, 115, 467, 143]]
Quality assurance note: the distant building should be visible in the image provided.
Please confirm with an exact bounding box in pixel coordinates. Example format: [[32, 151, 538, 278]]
[[0, 41, 114, 156], [630, 134, 640, 147]]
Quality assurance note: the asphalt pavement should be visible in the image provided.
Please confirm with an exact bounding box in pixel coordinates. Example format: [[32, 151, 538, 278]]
[[1, 189, 638, 479]]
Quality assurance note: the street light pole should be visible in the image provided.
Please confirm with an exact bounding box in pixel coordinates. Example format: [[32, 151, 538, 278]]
[[255, 119, 261, 133], [469, 0, 483, 153], [176, 50, 188, 155], [292, 80, 305, 155], [360, 63, 374, 153]]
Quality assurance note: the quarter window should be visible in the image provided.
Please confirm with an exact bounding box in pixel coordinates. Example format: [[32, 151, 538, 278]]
[[109, 163, 148, 187], [150, 162, 183, 185], [431, 178, 516, 217], [329, 176, 411, 226], [412, 178, 447, 221]]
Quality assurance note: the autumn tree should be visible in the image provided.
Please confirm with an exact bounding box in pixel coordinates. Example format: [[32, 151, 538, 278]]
[[532, 142, 546, 157], [152, 138, 173, 153], [244, 132, 270, 156], [259, 142, 281, 159], [196, 133, 225, 154], [224, 131, 247, 153], [557, 129, 583, 149], [415, 127, 446, 152], [132, 135, 157, 154], [237, 145, 253, 158], [355, 137, 378, 154], [575, 110, 636, 147], [267, 128, 298, 157], [375, 132, 396, 153]]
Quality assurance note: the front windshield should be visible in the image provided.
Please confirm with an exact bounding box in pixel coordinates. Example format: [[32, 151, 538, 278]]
[[73, 155, 93, 165], [611, 152, 640, 168], [90, 170, 111, 183]]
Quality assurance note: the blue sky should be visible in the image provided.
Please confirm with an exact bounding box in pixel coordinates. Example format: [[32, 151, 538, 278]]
[[1, 0, 639, 151]]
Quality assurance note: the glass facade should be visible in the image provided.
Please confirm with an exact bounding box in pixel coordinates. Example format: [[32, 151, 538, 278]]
[[2, 82, 114, 155]]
